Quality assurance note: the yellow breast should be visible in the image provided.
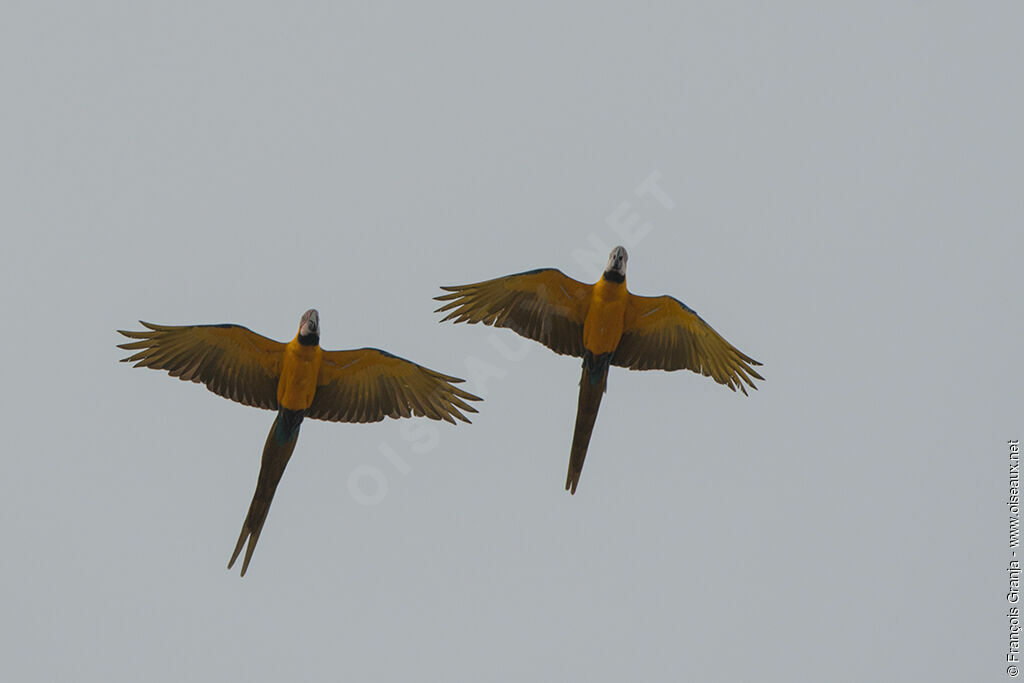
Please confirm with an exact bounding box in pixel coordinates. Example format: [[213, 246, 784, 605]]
[[583, 277, 628, 355], [277, 338, 323, 411]]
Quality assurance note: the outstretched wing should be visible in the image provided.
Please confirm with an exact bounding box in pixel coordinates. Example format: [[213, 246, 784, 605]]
[[307, 348, 481, 424], [614, 295, 763, 394], [117, 322, 285, 409], [435, 268, 591, 357]]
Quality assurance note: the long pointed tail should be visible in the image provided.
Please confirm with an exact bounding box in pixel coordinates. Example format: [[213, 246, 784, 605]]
[[566, 353, 610, 494], [228, 410, 303, 576]]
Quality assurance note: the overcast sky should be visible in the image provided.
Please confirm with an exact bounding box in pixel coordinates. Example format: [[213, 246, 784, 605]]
[[1, 3, 1021, 681]]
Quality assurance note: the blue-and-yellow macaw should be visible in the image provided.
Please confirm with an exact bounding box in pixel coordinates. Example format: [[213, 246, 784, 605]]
[[118, 309, 479, 575], [436, 246, 762, 494]]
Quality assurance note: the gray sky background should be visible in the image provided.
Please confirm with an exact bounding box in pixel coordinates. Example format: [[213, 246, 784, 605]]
[[1, 3, 1021, 681]]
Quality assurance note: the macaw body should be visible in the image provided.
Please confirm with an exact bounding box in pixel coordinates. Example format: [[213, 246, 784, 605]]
[[436, 246, 763, 494], [119, 309, 480, 576], [278, 335, 323, 411], [582, 274, 629, 355], [231, 326, 324, 576]]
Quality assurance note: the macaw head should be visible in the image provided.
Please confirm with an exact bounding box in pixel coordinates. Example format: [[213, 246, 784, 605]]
[[604, 246, 628, 282], [299, 309, 320, 344]]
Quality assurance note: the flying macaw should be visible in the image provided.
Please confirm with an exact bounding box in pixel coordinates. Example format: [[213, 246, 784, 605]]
[[435, 246, 762, 494], [118, 309, 480, 576]]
